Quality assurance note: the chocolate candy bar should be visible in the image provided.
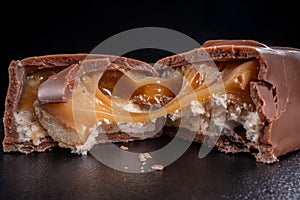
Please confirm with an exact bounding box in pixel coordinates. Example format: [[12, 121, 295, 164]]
[[3, 40, 300, 163]]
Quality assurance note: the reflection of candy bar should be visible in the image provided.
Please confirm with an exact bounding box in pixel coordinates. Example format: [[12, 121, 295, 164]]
[[3, 40, 300, 163]]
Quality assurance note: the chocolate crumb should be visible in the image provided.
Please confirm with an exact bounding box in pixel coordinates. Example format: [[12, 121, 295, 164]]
[[139, 153, 152, 162], [151, 164, 164, 171], [120, 145, 129, 150]]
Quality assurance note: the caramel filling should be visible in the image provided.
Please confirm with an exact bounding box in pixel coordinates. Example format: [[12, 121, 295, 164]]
[[17, 69, 62, 144], [92, 60, 258, 122], [38, 60, 258, 143]]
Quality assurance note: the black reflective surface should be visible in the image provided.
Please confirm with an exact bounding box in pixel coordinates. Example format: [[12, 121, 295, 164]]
[[1, 121, 300, 199]]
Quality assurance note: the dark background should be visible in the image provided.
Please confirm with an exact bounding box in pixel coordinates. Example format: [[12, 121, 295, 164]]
[[1, 0, 300, 199], [1, 0, 299, 115]]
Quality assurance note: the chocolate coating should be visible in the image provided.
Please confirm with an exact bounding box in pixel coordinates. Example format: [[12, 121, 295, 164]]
[[206, 40, 300, 159]]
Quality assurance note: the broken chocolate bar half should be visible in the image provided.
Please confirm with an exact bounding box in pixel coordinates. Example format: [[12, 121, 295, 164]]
[[158, 40, 300, 163], [3, 40, 300, 163], [2, 54, 158, 153]]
